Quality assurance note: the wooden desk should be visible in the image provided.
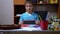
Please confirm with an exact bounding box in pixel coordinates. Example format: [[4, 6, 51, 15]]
[[0, 24, 60, 34]]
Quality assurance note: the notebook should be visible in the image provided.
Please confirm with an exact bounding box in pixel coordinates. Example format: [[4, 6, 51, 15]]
[[23, 20, 35, 24]]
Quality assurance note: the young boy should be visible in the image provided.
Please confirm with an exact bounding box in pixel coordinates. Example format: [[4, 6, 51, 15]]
[[19, 1, 40, 25]]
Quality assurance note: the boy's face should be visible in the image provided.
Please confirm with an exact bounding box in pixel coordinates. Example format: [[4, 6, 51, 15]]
[[25, 3, 33, 12]]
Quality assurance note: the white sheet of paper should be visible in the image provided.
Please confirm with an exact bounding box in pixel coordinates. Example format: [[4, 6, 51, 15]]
[[21, 27, 41, 31], [21, 24, 41, 31]]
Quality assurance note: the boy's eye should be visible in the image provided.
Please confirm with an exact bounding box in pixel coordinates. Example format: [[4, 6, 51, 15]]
[[26, 5, 32, 7], [26, 6, 29, 7]]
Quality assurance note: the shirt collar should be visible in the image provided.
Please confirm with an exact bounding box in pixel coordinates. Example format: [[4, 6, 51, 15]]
[[25, 12, 34, 16], [26, 12, 34, 14]]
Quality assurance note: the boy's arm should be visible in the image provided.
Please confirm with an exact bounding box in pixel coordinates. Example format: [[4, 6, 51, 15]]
[[35, 14, 40, 25], [19, 15, 24, 24]]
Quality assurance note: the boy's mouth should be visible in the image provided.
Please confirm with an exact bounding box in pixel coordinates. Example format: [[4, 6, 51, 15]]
[[28, 8, 32, 10], [29, 9, 31, 10]]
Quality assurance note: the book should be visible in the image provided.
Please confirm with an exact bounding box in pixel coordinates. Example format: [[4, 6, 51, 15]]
[[50, 0, 58, 4]]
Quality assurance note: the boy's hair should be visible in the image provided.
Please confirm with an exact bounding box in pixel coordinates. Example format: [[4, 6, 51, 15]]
[[25, 1, 33, 5]]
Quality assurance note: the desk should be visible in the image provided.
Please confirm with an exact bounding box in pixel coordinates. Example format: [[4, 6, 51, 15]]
[[0, 24, 60, 34], [0, 30, 60, 34], [0, 24, 41, 32]]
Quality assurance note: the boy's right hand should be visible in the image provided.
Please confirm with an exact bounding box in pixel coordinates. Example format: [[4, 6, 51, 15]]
[[19, 21, 24, 24]]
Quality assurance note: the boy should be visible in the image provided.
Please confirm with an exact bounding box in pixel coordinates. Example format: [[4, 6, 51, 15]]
[[19, 1, 40, 25]]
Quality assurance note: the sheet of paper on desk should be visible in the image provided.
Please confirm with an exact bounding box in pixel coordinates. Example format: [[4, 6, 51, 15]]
[[21, 24, 42, 31], [21, 27, 41, 31], [4, 24, 42, 31]]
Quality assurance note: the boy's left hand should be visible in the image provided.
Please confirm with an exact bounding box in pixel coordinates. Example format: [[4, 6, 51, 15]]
[[35, 21, 40, 25]]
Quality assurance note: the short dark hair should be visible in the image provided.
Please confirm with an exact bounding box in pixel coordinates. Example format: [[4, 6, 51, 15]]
[[25, 1, 33, 5]]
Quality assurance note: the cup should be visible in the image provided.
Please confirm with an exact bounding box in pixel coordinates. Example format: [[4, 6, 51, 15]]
[[40, 20, 48, 30]]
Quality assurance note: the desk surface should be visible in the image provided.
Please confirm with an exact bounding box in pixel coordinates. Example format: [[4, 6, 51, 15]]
[[0, 24, 60, 32], [0, 29, 60, 32]]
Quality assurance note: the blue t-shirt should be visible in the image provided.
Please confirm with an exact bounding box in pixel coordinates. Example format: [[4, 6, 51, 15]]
[[19, 12, 39, 22]]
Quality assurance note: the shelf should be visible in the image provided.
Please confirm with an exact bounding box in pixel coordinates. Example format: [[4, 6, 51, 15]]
[[33, 3, 58, 5], [32, 3, 58, 5], [14, 0, 26, 5], [38, 3, 58, 4], [31, 0, 58, 5]]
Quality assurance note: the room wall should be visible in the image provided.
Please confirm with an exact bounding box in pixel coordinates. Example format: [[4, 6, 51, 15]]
[[0, 0, 14, 25]]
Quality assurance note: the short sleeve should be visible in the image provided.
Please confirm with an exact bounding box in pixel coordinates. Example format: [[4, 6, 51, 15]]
[[36, 14, 39, 21], [19, 15, 24, 22]]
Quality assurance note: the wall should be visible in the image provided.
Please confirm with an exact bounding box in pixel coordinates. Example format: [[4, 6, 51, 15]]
[[0, 0, 14, 25]]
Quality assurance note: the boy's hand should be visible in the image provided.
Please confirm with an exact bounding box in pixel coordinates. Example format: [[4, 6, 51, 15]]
[[35, 21, 40, 25], [19, 21, 24, 24]]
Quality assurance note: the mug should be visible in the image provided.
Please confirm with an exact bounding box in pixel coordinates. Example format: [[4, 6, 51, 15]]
[[40, 20, 48, 30]]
